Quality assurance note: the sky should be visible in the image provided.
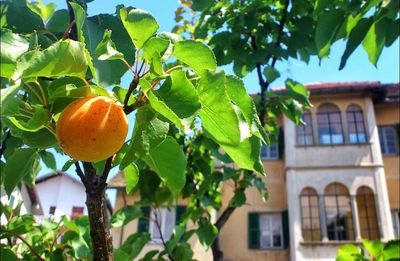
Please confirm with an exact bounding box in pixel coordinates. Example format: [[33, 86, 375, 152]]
[[37, 0, 399, 199]]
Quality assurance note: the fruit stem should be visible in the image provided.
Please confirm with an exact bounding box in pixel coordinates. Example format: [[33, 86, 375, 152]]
[[80, 77, 91, 87]]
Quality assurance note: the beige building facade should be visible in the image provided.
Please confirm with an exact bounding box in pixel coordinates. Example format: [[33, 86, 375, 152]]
[[109, 82, 399, 260]]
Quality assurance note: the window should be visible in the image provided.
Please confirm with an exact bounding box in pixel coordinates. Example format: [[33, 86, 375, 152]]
[[356, 187, 379, 240], [300, 188, 321, 241], [49, 206, 56, 216], [324, 183, 354, 241], [379, 126, 398, 155], [261, 144, 278, 160], [137, 206, 186, 243], [297, 111, 314, 145], [71, 207, 84, 219], [149, 208, 175, 242], [347, 105, 367, 143], [392, 210, 400, 237], [248, 213, 285, 249], [317, 104, 344, 144]]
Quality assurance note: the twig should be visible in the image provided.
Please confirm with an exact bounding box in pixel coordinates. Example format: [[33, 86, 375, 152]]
[[122, 59, 137, 77], [74, 162, 89, 188], [123, 94, 147, 115], [101, 156, 114, 183], [34, 80, 48, 108], [2, 231, 46, 261], [123, 76, 139, 110], [25, 83, 44, 105]]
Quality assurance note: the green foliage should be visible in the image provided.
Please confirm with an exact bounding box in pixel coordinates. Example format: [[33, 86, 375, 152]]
[[336, 238, 400, 261]]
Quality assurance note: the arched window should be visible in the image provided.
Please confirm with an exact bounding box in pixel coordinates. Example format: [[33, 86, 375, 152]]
[[317, 104, 344, 144], [347, 105, 367, 143], [324, 183, 354, 240], [356, 186, 380, 240], [296, 111, 314, 145], [300, 187, 321, 241]]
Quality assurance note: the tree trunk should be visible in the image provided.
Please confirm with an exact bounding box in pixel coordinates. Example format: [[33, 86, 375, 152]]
[[211, 206, 237, 261], [86, 186, 113, 261], [211, 235, 224, 261]]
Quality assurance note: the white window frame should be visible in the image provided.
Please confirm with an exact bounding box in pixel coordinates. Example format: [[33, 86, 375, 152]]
[[149, 208, 176, 243], [259, 213, 283, 249], [261, 144, 279, 160], [379, 126, 398, 155]]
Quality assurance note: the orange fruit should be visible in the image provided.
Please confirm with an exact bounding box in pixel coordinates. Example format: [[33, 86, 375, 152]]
[[56, 96, 128, 162]]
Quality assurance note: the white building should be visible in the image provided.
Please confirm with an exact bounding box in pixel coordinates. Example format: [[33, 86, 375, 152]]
[[35, 172, 87, 220]]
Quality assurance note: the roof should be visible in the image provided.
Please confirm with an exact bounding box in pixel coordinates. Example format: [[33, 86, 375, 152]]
[[107, 171, 126, 188], [35, 172, 83, 185], [253, 81, 400, 103]]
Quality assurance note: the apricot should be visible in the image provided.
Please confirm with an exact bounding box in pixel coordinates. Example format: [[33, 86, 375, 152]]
[[56, 96, 128, 162]]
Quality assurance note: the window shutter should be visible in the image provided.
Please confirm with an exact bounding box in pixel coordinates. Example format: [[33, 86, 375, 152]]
[[248, 212, 260, 249], [278, 128, 284, 159], [176, 205, 187, 225], [282, 210, 290, 248], [137, 206, 150, 233]]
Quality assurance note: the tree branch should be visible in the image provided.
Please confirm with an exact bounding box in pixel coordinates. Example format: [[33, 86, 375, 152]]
[[123, 76, 139, 111], [154, 209, 174, 261], [101, 156, 114, 184], [74, 161, 90, 188]]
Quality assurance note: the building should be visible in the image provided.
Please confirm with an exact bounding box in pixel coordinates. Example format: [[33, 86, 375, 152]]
[[109, 81, 400, 260], [35, 172, 88, 220], [0, 184, 43, 220]]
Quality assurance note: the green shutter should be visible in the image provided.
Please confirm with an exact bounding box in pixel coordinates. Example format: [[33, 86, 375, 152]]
[[278, 128, 284, 159], [282, 210, 290, 248], [137, 206, 150, 233], [248, 212, 260, 249], [176, 205, 187, 225], [396, 124, 400, 155]]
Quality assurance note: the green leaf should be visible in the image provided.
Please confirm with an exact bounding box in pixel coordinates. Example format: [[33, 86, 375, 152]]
[[84, 14, 135, 86], [122, 162, 139, 194], [46, 9, 69, 33], [315, 10, 345, 58], [144, 136, 187, 196], [173, 40, 217, 73], [226, 75, 268, 144], [0, 29, 29, 78], [263, 66, 280, 84], [192, 0, 214, 11], [221, 135, 265, 175], [339, 18, 373, 70], [285, 79, 311, 107], [121, 106, 169, 167], [119, 8, 159, 49], [143, 36, 170, 62], [148, 70, 201, 133], [95, 29, 124, 61], [13, 39, 88, 80], [362, 18, 390, 66], [196, 218, 218, 249], [229, 190, 246, 207], [4, 148, 38, 196], [62, 159, 75, 172], [119, 232, 151, 260], [27, 0, 56, 21], [39, 150, 57, 172], [362, 239, 383, 258], [198, 70, 240, 146], [0, 1, 44, 34], [382, 239, 400, 260], [0, 82, 22, 106], [69, 2, 85, 43], [113, 249, 130, 261], [9, 104, 49, 132], [110, 206, 142, 227], [336, 244, 362, 261], [171, 243, 194, 261], [0, 246, 19, 261]]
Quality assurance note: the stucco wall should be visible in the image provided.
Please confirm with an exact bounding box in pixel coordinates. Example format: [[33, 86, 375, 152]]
[[375, 104, 400, 210], [111, 191, 212, 260]]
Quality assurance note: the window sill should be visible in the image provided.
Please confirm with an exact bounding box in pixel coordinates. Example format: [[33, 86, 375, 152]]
[[300, 240, 362, 246], [295, 142, 372, 148], [249, 247, 287, 251]]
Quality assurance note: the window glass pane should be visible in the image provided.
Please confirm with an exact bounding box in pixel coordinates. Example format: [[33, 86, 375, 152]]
[[259, 215, 272, 248], [261, 144, 278, 160], [271, 215, 282, 247], [380, 126, 398, 155], [163, 209, 175, 240]]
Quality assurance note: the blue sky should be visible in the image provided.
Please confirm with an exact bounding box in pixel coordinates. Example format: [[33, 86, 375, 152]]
[[38, 0, 399, 184]]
